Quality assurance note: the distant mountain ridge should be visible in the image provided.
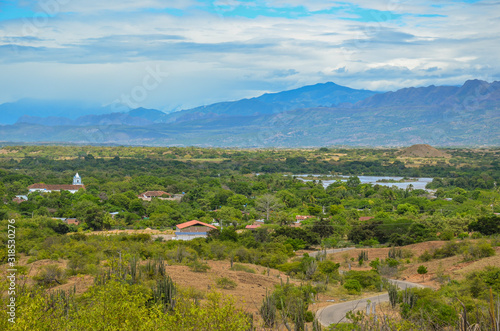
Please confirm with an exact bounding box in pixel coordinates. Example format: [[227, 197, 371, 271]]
[[165, 82, 377, 123], [15, 108, 168, 127], [357, 79, 500, 109], [0, 80, 498, 147], [0, 99, 121, 125], [4, 82, 377, 126]]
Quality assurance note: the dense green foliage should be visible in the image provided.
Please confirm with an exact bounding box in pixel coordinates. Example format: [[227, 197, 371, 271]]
[[0, 146, 499, 329]]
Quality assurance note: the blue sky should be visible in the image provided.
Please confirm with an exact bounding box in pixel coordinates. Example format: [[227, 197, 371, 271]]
[[0, 0, 499, 112]]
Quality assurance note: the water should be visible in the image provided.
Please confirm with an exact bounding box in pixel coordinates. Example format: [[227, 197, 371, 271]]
[[294, 175, 433, 191]]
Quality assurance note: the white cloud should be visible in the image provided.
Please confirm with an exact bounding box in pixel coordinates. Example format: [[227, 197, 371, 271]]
[[0, 0, 499, 109]]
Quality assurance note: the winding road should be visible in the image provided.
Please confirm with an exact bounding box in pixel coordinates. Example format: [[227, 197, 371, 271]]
[[316, 279, 428, 327]]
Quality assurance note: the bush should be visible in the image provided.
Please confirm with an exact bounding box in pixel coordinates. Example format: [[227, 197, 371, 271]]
[[188, 260, 211, 273], [216, 277, 237, 289], [34, 264, 65, 287], [344, 270, 381, 290], [230, 263, 256, 273], [360, 238, 379, 247], [343, 279, 362, 293], [304, 310, 314, 323], [277, 261, 303, 275], [439, 231, 454, 241], [463, 240, 495, 261], [404, 288, 458, 328], [432, 241, 464, 259], [418, 250, 433, 262]]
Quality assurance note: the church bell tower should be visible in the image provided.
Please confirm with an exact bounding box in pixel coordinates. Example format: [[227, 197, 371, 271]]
[[73, 173, 83, 185]]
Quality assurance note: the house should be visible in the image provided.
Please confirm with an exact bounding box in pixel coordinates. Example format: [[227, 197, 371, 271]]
[[12, 195, 28, 203], [28, 173, 85, 194], [359, 216, 374, 222], [174, 220, 217, 241], [245, 224, 261, 230], [65, 218, 80, 226], [137, 191, 173, 201]]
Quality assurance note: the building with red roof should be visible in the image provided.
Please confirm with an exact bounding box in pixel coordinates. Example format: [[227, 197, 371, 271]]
[[28, 173, 85, 194], [175, 220, 217, 241], [245, 224, 261, 230]]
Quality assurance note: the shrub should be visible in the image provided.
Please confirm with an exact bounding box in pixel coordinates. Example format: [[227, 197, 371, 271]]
[[34, 264, 65, 287], [277, 261, 303, 275], [386, 258, 400, 268], [230, 263, 256, 273], [418, 250, 433, 262], [439, 231, 454, 241], [432, 241, 464, 259], [360, 238, 379, 247], [216, 277, 237, 290], [188, 260, 211, 273], [318, 260, 340, 276], [304, 310, 315, 323], [344, 270, 381, 290], [343, 279, 362, 293], [463, 240, 495, 261]]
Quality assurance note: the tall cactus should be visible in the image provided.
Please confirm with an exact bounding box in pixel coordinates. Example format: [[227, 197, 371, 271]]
[[388, 284, 398, 308], [260, 290, 277, 328]]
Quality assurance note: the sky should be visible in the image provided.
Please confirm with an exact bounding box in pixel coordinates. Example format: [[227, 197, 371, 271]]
[[0, 0, 499, 112]]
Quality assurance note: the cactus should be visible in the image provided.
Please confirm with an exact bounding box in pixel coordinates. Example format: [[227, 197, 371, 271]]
[[388, 284, 398, 308], [358, 250, 368, 262], [151, 274, 176, 312], [260, 290, 277, 328], [402, 288, 417, 309], [388, 247, 403, 259]]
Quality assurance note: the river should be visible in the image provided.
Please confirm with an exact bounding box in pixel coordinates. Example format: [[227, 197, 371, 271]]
[[294, 175, 433, 191]]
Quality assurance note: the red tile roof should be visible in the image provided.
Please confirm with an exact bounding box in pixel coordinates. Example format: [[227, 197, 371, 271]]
[[359, 216, 374, 221], [245, 224, 261, 229], [28, 183, 85, 191], [176, 220, 217, 230]]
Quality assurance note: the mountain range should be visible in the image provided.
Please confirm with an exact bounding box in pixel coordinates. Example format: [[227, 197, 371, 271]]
[[0, 80, 498, 147]]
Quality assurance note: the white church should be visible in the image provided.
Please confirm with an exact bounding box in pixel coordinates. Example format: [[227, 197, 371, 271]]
[[28, 173, 86, 194]]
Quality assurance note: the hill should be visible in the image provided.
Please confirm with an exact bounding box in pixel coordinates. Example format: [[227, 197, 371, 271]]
[[398, 144, 451, 158]]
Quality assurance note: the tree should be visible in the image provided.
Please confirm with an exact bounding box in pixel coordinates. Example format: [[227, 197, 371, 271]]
[[256, 194, 282, 221], [75, 200, 105, 230], [227, 194, 248, 210], [417, 265, 428, 281], [274, 211, 293, 226], [468, 215, 500, 235], [318, 260, 340, 276], [346, 176, 361, 188], [311, 218, 335, 239], [217, 206, 241, 227]]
